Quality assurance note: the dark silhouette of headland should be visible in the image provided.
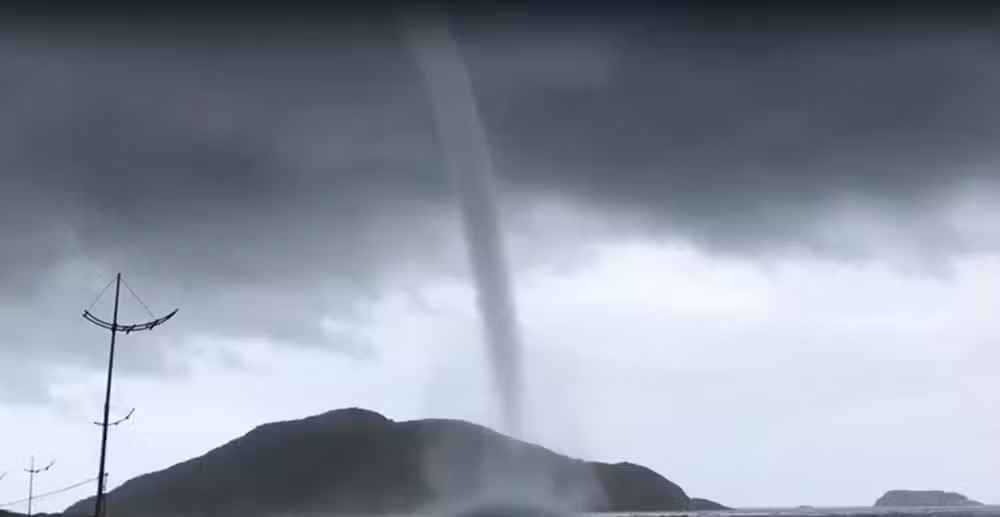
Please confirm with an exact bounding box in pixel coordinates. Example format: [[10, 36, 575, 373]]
[[62, 408, 693, 517]]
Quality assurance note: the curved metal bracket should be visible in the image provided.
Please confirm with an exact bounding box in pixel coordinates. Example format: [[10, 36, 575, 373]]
[[25, 460, 54, 474], [83, 309, 178, 334], [94, 408, 135, 427]]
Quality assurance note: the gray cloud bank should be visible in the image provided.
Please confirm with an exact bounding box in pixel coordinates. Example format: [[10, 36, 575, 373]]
[[1, 6, 999, 400]]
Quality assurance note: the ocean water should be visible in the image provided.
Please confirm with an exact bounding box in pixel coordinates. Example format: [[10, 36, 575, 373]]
[[589, 507, 1000, 517]]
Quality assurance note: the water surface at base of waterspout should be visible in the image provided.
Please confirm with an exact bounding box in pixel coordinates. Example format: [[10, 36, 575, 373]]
[[447, 502, 570, 517]]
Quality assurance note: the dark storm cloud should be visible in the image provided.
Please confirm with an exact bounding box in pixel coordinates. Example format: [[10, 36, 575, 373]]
[[0, 23, 460, 401], [2, 5, 999, 400], [0, 25, 449, 283], [465, 13, 1000, 260]]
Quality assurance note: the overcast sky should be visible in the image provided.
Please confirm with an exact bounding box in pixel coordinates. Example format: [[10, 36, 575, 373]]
[[2, 4, 999, 513]]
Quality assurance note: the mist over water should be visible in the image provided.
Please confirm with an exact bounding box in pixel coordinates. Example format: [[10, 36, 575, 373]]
[[405, 11, 524, 438]]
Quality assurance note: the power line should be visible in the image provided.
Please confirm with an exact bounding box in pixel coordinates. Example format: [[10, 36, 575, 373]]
[[120, 277, 156, 320], [0, 476, 100, 509], [86, 278, 116, 312]]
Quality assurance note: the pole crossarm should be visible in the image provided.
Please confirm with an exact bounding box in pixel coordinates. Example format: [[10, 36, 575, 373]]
[[24, 461, 54, 475], [94, 408, 134, 427], [83, 308, 177, 334]]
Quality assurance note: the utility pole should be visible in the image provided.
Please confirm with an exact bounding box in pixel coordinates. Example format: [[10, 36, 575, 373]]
[[83, 273, 177, 517], [24, 457, 54, 517]]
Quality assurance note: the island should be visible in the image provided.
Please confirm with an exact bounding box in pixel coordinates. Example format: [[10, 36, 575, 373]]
[[690, 497, 730, 510], [875, 490, 984, 507]]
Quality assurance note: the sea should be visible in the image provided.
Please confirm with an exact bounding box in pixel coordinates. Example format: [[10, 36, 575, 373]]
[[589, 507, 1000, 517]]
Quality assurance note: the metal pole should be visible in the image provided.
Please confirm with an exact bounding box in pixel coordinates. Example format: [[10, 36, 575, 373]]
[[27, 456, 33, 517], [24, 458, 53, 517], [94, 273, 121, 517]]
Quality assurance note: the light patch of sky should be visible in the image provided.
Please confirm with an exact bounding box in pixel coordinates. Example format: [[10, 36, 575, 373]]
[[3, 242, 998, 513]]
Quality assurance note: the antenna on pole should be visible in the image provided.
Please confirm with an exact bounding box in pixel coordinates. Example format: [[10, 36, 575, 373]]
[[24, 457, 55, 517], [83, 273, 177, 517]]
